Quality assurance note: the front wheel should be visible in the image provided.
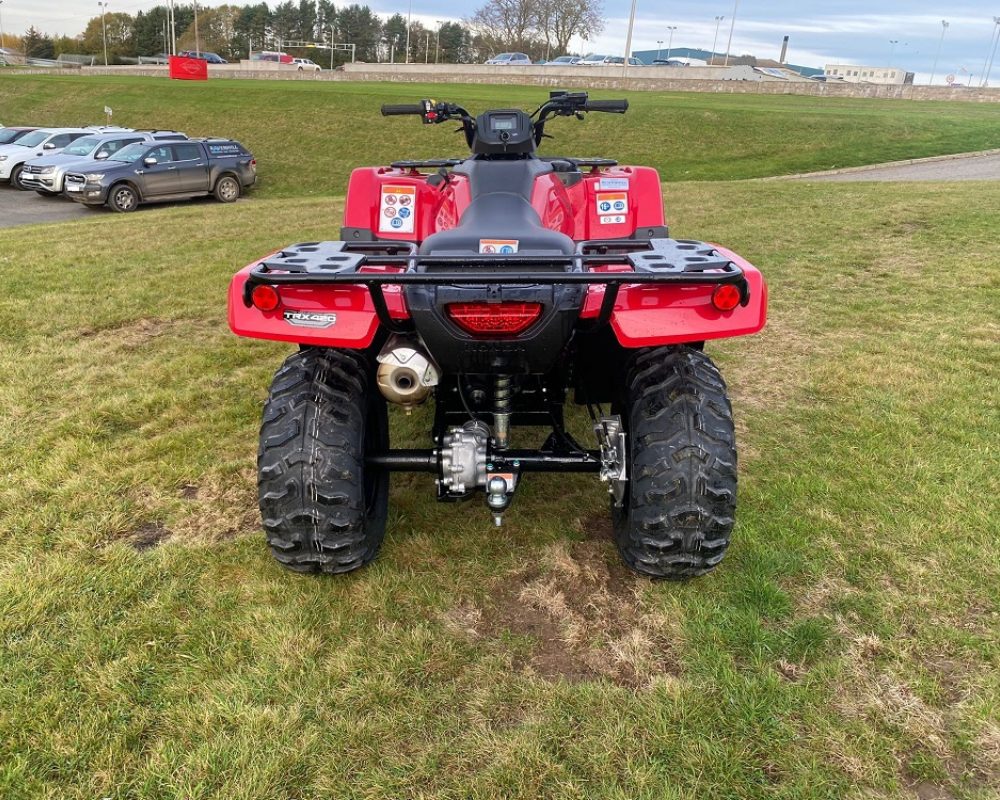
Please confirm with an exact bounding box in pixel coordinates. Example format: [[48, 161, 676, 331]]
[[10, 165, 26, 190], [258, 348, 390, 574], [108, 183, 139, 213], [613, 346, 738, 579]]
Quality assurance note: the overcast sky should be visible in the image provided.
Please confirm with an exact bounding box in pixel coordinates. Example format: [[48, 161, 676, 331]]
[[3, 1, 1000, 82]]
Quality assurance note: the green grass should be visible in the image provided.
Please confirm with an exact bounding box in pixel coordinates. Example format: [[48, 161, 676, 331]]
[[1, 74, 999, 194], [1, 178, 998, 798]]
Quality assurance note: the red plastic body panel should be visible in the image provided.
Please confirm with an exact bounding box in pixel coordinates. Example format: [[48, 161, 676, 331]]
[[228, 164, 766, 349], [228, 262, 407, 348], [579, 245, 767, 346]]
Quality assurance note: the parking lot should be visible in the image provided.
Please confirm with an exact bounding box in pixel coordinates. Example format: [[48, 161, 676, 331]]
[[0, 186, 91, 228]]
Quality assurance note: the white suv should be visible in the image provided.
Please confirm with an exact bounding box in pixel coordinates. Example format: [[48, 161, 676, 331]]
[[292, 58, 321, 71], [0, 128, 94, 189]]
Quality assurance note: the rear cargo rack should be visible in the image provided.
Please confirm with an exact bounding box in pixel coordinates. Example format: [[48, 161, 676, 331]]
[[244, 237, 749, 332]]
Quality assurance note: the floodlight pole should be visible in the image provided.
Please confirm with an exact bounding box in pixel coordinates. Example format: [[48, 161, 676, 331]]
[[656, 40, 662, 60], [929, 20, 948, 85], [623, 0, 638, 76], [984, 16, 1000, 87], [405, 0, 412, 64], [723, 0, 738, 66], [712, 15, 724, 61], [436, 20, 444, 63], [0, 1, 6, 53], [666, 26, 677, 59], [168, 0, 176, 55], [98, 1, 109, 66], [888, 39, 897, 69], [194, 0, 200, 55]]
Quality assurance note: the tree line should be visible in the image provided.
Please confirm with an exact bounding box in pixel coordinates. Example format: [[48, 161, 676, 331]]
[[8, 0, 603, 65]]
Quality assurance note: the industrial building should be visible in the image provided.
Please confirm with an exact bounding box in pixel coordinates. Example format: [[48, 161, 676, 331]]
[[823, 64, 914, 85]]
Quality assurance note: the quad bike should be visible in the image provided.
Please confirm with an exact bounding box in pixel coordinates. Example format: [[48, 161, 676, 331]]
[[228, 92, 767, 579]]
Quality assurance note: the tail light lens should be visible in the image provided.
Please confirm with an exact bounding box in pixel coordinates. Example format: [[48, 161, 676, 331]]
[[446, 302, 543, 337], [711, 283, 742, 312], [250, 284, 281, 311]]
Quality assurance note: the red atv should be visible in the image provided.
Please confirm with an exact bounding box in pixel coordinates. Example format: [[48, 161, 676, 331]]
[[228, 92, 767, 579]]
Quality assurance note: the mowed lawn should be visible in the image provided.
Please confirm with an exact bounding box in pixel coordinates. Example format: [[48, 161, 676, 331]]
[[1, 74, 1000, 192], [0, 174, 997, 798]]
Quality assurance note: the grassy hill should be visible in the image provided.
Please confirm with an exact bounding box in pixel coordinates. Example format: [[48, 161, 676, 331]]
[[0, 75, 997, 799], [1, 74, 999, 194]]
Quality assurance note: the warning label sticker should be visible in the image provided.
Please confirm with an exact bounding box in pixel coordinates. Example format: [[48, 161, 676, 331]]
[[479, 238, 519, 254], [379, 185, 416, 234], [596, 192, 629, 220]]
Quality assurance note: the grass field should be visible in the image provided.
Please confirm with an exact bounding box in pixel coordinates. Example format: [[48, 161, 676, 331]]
[[1, 76, 999, 799], [2, 74, 1000, 192]]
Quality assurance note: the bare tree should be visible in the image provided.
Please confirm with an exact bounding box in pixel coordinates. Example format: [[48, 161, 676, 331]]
[[468, 0, 602, 60], [467, 0, 538, 54], [544, 0, 603, 55]]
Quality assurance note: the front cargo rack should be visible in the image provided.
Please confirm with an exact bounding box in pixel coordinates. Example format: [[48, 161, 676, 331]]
[[244, 237, 749, 331]]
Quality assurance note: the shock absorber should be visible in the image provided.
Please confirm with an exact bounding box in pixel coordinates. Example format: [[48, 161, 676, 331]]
[[493, 375, 512, 450]]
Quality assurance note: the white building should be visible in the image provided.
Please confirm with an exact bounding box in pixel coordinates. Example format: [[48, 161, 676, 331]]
[[823, 64, 912, 85]]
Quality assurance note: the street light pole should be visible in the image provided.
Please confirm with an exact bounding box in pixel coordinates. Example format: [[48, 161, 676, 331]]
[[424, 30, 429, 64], [194, 0, 200, 55], [168, 0, 176, 55], [0, 1, 6, 53], [404, 0, 412, 64], [984, 16, 1000, 87], [98, 1, 109, 66], [723, 0, 739, 67], [666, 26, 677, 60], [712, 16, 724, 61], [930, 20, 948, 85], [623, 0, 638, 76], [656, 40, 662, 60], [888, 39, 898, 68], [436, 20, 444, 64]]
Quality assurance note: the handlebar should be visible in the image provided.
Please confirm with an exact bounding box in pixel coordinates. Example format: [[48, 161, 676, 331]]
[[380, 103, 426, 116], [584, 99, 629, 113]]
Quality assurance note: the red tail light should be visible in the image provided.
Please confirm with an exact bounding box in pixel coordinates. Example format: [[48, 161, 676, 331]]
[[711, 283, 742, 312], [251, 284, 281, 311], [446, 302, 543, 337]]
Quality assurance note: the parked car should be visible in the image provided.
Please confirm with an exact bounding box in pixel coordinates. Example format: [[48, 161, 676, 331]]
[[578, 54, 643, 67], [0, 126, 38, 146], [179, 50, 228, 64], [21, 129, 187, 195], [64, 138, 257, 212], [484, 53, 532, 65], [291, 57, 322, 71], [0, 128, 93, 189], [544, 55, 581, 66], [252, 51, 294, 64]]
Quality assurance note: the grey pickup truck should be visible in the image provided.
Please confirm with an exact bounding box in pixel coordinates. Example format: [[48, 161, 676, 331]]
[[64, 138, 256, 212]]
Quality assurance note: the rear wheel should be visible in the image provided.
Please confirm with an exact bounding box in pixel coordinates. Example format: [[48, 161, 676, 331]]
[[613, 346, 737, 579], [258, 348, 390, 574], [213, 175, 240, 203], [108, 183, 139, 213]]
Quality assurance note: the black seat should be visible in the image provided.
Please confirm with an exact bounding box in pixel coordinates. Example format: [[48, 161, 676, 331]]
[[419, 193, 575, 255]]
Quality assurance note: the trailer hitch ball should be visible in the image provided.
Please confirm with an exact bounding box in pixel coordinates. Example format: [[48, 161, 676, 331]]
[[376, 335, 440, 411]]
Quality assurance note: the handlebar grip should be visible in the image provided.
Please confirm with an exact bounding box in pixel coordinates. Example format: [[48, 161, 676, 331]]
[[380, 103, 426, 116], [584, 99, 629, 113]]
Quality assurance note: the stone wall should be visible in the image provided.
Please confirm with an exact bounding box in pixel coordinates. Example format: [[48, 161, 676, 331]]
[[12, 63, 1000, 103]]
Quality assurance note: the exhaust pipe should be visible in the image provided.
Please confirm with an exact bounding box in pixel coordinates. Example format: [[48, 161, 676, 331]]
[[376, 335, 440, 411]]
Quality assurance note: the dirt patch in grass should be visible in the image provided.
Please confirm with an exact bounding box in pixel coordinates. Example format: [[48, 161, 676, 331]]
[[125, 521, 171, 551], [76, 317, 216, 350], [446, 525, 681, 687], [169, 470, 259, 543]]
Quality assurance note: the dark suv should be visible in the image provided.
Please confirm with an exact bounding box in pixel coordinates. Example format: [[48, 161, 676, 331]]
[[64, 138, 256, 212]]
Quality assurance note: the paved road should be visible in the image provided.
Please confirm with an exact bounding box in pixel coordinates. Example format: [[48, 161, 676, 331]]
[[796, 152, 1000, 182], [0, 185, 92, 228]]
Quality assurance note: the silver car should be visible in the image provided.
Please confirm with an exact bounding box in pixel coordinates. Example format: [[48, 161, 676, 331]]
[[21, 129, 187, 195], [485, 52, 532, 65]]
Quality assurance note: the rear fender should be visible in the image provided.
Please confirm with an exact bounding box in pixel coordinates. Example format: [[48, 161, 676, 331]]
[[580, 245, 767, 347], [227, 261, 407, 348]]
